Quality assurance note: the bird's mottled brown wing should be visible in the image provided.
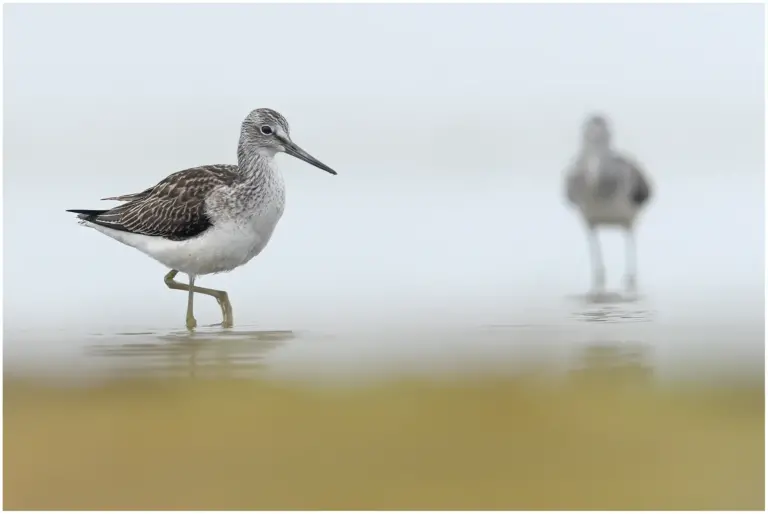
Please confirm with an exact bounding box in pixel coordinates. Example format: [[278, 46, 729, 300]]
[[616, 156, 652, 206], [101, 187, 155, 202], [565, 172, 586, 205], [564, 157, 589, 206], [83, 165, 239, 241]]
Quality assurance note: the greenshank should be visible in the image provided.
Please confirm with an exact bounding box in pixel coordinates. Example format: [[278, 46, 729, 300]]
[[67, 108, 337, 330], [564, 114, 652, 295]]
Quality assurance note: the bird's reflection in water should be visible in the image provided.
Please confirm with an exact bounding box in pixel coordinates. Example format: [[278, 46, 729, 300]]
[[567, 291, 655, 386], [569, 290, 654, 324], [569, 341, 655, 387], [86, 327, 295, 379]]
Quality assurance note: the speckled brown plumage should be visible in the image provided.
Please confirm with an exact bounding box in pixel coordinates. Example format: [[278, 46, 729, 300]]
[[68, 164, 239, 241]]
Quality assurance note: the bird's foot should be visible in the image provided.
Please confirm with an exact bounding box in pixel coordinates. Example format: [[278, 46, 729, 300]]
[[202, 321, 234, 329], [213, 293, 234, 329]]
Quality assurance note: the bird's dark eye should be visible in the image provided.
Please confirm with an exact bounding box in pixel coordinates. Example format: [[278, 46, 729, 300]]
[[260, 125, 273, 135]]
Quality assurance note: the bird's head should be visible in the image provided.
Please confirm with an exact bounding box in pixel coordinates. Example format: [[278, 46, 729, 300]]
[[240, 108, 337, 175], [581, 114, 612, 152]]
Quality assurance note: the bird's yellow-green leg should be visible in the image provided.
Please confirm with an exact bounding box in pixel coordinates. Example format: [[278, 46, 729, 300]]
[[186, 282, 197, 330], [623, 228, 638, 293], [164, 270, 234, 330]]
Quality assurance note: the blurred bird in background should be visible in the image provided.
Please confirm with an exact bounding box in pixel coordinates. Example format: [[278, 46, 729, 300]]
[[564, 114, 653, 297]]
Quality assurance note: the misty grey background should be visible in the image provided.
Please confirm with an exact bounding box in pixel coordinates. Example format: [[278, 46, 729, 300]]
[[3, 3, 764, 362]]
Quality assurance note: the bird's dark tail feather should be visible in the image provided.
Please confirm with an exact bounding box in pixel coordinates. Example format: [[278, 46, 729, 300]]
[[66, 209, 108, 221]]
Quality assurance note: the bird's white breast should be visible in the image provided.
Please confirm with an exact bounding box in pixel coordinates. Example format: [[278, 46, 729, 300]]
[[201, 171, 287, 273], [569, 151, 638, 226]]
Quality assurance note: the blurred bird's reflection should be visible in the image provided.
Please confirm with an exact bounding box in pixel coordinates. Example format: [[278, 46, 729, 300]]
[[86, 327, 295, 378], [569, 341, 654, 387], [570, 292, 653, 323]]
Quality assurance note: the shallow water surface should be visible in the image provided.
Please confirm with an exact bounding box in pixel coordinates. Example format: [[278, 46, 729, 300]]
[[4, 292, 762, 385]]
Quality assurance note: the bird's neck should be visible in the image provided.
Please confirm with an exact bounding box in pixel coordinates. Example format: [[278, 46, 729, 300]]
[[580, 142, 612, 159], [579, 144, 613, 177], [237, 137, 277, 181]]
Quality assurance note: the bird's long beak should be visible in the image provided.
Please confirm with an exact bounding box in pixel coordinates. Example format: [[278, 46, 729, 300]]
[[281, 139, 337, 175]]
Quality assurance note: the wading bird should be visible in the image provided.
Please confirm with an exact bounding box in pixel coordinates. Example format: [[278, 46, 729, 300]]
[[564, 114, 652, 296], [68, 108, 337, 330]]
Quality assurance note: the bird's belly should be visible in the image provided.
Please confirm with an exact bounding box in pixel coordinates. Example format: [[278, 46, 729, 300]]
[[135, 215, 281, 276], [579, 197, 637, 226]]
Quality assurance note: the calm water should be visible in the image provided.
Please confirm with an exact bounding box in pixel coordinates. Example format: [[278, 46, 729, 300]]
[[4, 290, 763, 386]]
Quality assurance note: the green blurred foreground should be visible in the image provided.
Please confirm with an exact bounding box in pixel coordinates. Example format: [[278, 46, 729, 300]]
[[4, 374, 764, 510]]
